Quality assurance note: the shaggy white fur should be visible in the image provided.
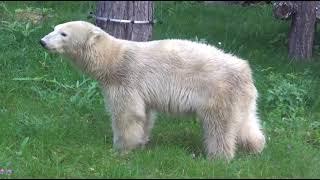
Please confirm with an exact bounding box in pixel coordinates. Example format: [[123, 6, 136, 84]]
[[40, 21, 266, 160]]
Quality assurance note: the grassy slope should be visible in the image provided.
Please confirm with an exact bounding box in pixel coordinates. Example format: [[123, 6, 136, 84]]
[[0, 1, 320, 178]]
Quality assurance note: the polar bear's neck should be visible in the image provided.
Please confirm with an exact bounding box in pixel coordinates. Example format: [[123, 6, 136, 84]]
[[70, 34, 129, 85]]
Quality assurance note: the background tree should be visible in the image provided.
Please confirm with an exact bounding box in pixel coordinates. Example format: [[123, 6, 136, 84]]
[[95, 1, 154, 42], [273, 1, 318, 60]]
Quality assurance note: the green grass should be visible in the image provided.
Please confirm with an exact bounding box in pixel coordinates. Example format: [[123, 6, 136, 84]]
[[1, 1, 320, 178]]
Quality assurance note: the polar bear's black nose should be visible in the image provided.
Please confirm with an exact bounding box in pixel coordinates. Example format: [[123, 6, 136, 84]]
[[40, 40, 46, 47]]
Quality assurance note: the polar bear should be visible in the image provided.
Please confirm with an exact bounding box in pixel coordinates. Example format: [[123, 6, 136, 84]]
[[40, 21, 265, 160]]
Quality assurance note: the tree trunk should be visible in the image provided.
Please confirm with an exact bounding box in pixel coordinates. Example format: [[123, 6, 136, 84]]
[[95, 1, 153, 42], [288, 1, 316, 60], [273, 1, 295, 20]]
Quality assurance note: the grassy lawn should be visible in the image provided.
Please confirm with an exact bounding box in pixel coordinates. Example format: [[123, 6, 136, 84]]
[[1, 1, 320, 178]]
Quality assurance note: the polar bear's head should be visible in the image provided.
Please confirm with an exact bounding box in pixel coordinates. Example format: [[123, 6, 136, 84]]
[[40, 21, 103, 55]]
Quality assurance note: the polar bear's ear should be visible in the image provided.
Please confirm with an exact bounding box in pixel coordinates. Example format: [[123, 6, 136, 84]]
[[91, 28, 101, 36], [88, 28, 102, 44]]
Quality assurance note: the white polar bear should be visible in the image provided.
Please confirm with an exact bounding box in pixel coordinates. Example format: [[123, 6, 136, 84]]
[[40, 21, 266, 160]]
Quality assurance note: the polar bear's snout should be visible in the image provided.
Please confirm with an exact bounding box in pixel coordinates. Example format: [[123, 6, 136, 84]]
[[40, 39, 47, 48], [40, 30, 66, 53]]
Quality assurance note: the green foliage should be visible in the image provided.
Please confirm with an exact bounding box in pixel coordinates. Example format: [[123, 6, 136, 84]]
[[264, 70, 311, 120], [0, 3, 54, 43], [14, 6, 54, 17], [0, 21, 41, 41], [256, 68, 320, 148], [190, 36, 208, 44], [69, 80, 102, 111]]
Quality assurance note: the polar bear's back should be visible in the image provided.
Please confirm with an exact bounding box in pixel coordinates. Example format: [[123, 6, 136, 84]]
[[131, 39, 252, 83], [121, 39, 255, 113], [136, 39, 244, 65]]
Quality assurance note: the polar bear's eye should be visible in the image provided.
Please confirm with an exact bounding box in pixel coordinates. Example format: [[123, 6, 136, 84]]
[[60, 32, 67, 37]]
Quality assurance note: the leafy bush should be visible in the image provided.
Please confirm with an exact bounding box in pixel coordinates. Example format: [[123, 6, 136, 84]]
[[264, 71, 311, 119], [13, 76, 102, 113], [261, 69, 320, 147], [0, 4, 54, 42]]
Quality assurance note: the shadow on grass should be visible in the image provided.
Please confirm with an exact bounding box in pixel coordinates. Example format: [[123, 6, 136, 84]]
[[145, 116, 205, 157]]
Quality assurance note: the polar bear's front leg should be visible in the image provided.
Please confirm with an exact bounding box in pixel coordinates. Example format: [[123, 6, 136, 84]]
[[142, 110, 156, 145], [112, 109, 155, 153], [112, 112, 147, 153], [109, 94, 149, 154]]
